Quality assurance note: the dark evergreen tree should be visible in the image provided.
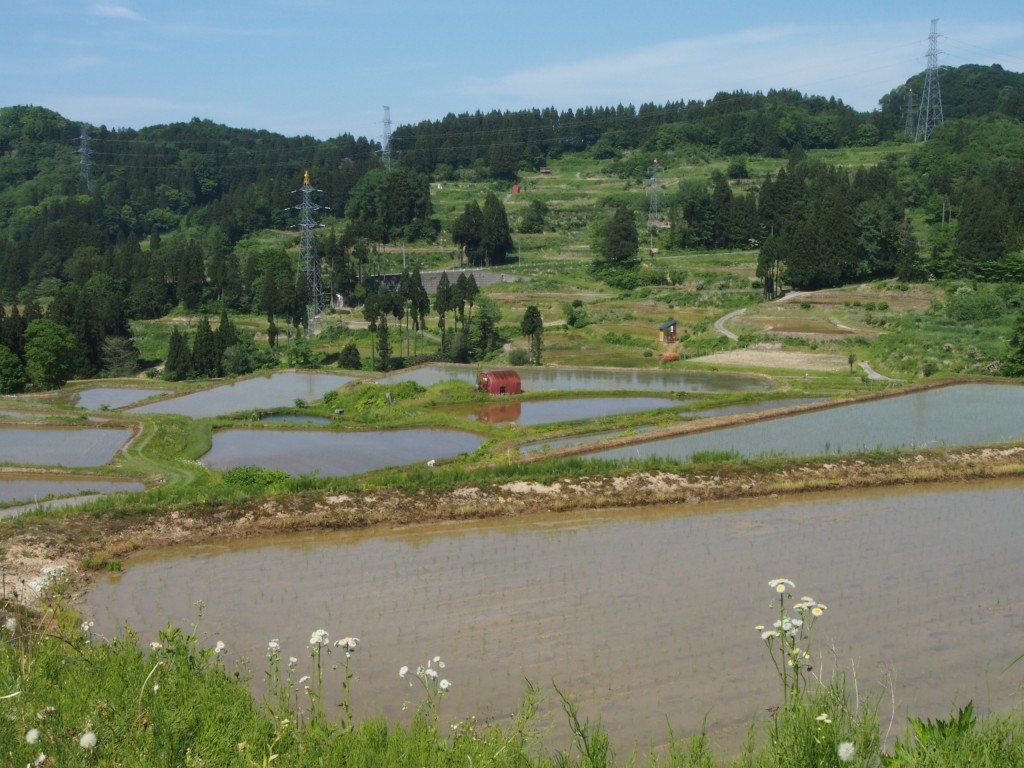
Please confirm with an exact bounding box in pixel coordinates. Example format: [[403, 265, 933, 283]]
[[434, 271, 452, 349], [0, 344, 27, 394], [190, 316, 220, 378], [452, 202, 484, 267], [375, 315, 392, 372], [163, 328, 191, 381], [594, 204, 640, 269], [480, 192, 514, 265], [521, 305, 544, 365]]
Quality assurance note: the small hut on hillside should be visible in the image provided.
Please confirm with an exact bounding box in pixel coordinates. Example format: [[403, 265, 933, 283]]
[[658, 319, 678, 344], [477, 370, 522, 396]]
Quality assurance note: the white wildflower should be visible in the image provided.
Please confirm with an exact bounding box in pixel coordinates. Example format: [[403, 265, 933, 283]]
[[79, 730, 98, 749], [309, 629, 329, 647], [214, 640, 226, 655], [150, 641, 162, 650], [439, 679, 451, 691], [26, 727, 40, 744], [399, 665, 409, 678], [838, 741, 856, 762]]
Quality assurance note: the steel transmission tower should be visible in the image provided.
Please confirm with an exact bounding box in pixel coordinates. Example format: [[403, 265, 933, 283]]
[[77, 126, 94, 191], [381, 106, 393, 171], [915, 19, 944, 142], [904, 88, 916, 139], [648, 158, 660, 254], [292, 170, 328, 331]]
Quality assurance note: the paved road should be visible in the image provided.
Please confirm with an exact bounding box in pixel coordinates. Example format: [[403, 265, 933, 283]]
[[858, 361, 898, 381], [713, 308, 746, 341]]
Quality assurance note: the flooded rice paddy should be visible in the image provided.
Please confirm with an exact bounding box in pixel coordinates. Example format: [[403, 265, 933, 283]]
[[589, 383, 1024, 462], [86, 478, 1024, 754], [128, 372, 353, 418], [201, 428, 484, 475], [0, 475, 145, 509], [452, 396, 682, 425], [71, 387, 171, 410], [0, 425, 133, 467], [378, 364, 771, 393]]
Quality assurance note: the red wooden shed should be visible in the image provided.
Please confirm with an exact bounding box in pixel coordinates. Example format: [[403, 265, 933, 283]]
[[477, 369, 522, 396]]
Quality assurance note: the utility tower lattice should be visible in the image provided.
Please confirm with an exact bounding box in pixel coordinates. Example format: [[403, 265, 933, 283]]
[[292, 170, 328, 331], [915, 19, 944, 142], [647, 159, 660, 254], [77, 126, 93, 191], [904, 88, 916, 139], [381, 106, 393, 171]]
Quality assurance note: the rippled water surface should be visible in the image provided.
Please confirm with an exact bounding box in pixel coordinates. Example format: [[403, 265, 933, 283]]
[[129, 372, 353, 418], [379, 364, 771, 393], [202, 428, 484, 475], [589, 383, 1024, 461], [0, 426, 132, 467], [86, 478, 1024, 754]]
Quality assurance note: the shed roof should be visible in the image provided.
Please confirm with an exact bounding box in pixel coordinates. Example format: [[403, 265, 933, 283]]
[[659, 319, 678, 330]]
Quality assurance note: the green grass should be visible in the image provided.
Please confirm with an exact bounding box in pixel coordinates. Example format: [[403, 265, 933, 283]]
[[4, 588, 1023, 766]]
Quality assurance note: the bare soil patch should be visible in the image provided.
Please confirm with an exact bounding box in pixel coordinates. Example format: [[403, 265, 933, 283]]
[[690, 344, 848, 371]]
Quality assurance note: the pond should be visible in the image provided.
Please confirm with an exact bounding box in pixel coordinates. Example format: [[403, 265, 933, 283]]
[[450, 396, 682, 425], [378, 364, 770, 393], [587, 383, 1024, 462], [84, 478, 1024, 755], [129, 372, 354, 418], [201, 428, 484, 475], [0, 426, 133, 467], [71, 387, 171, 410], [0, 475, 145, 508]]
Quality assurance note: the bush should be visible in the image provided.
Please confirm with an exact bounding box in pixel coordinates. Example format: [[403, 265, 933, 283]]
[[945, 286, 1006, 323], [338, 342, 362, 370], [508, 349, 531, 366]]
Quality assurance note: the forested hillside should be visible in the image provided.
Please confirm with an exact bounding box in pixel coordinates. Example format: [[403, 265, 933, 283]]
[[1, 63, 1023, 390]]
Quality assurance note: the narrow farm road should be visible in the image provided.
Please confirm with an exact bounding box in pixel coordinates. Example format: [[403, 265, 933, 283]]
[[713, 308, 745, 341]]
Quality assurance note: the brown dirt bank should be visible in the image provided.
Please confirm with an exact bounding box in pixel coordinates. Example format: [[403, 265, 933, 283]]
[[3, 442, 1024, 610]]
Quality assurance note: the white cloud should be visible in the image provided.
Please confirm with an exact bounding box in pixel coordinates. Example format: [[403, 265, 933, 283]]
[[89, 3, 144, 22], [449, 21, 1024, 114]]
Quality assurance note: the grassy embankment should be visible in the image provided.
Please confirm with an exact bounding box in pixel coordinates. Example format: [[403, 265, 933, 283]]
[[3, 577, 1024, 766]]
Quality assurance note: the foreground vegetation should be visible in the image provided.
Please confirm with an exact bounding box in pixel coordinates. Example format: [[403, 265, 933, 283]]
[[4, 578, 1024, 766]]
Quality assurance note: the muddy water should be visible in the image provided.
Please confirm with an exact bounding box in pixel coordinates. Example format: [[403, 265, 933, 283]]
[[590, 383, 1024, 462], [71, 387, 171, 410], [201, 428, 484, 475], [129, 372, 353, 418], [379, 364, 771, 393], [451, 396, 682, 425], [85, 479, 1024, 754]]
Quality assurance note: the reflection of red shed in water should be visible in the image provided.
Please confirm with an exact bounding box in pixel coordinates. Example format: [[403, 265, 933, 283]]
[[477, 369, 522, 395]]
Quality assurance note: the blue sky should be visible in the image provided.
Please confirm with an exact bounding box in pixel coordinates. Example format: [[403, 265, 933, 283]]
[[3, 1, 1024, 141]]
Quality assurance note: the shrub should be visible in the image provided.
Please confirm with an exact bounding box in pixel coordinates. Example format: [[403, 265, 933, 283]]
[[508, 349, 531, 366]]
